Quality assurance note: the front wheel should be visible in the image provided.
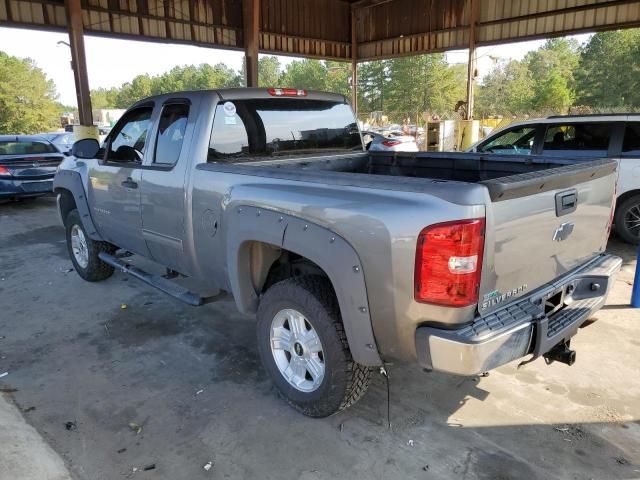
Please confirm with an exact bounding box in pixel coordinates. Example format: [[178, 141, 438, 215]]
[[256, 276, 371, 417], [65, 209, 116, 281], [614, 194, 640, 245]]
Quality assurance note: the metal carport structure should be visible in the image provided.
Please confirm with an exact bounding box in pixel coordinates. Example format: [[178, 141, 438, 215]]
[[1, 0, 639, 126]]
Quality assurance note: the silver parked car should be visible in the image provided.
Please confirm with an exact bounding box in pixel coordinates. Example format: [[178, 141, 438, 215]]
[[363, 130, 419, 152]]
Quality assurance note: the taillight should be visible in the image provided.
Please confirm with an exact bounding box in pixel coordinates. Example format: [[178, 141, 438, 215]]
[[267, 88, 307, 97], [381, 140, 402, 147], [0, 166, 11, 176], [414, 218, 485, 307]]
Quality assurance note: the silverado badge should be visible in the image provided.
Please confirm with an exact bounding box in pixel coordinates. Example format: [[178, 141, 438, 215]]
[[481, 285, 528, 310]]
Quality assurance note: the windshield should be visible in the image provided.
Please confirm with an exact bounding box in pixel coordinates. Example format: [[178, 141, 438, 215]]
[[0, 140, 58, 155], [207, 98, 362, 162]]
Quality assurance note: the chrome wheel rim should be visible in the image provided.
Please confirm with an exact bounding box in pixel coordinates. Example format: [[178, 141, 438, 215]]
[[70, 224, 89, 269], [270, 308, 325, 392], [624, 204, 640, 238]]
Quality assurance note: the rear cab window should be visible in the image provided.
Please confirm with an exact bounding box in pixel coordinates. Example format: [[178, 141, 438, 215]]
[[541, 123, 612, 158], [207, 98, 362, 163], [477, 126, 537, 155], [0, 140, 57, 155]]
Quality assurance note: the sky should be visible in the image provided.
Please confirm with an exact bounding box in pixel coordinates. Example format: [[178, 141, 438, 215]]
[[0, 26, 590, 107]]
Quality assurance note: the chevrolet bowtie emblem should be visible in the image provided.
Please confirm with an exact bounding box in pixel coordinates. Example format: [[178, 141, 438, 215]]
[[553, 222, 575, 242]]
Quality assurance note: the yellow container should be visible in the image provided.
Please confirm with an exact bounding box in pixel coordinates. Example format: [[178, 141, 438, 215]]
[[72, 125, 99, 141], [457, 120, 480, 151]]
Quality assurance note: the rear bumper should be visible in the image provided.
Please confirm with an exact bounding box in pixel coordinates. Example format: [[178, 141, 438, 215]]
[[416, 254, 622, 376], [0, 177, 54, 198]]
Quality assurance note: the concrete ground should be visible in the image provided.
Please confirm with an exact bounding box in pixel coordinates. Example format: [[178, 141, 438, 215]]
[[1, 196, 639, 480]]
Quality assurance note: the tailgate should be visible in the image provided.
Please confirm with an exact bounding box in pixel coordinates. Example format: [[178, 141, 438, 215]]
[[478, 159, 617, 314]]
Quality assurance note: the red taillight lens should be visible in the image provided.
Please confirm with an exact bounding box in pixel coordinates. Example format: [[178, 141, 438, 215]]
[[414, 218, 485, 307], [267, 88, 307, 97], [381, 140, 402, 147], [0, 166, 11, 176]]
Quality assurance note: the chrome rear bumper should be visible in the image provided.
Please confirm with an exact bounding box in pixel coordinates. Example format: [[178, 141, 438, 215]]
[[416, 254, 622, 376]]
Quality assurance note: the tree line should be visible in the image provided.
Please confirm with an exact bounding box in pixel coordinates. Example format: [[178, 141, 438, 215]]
[[1, 29, 639, 133]]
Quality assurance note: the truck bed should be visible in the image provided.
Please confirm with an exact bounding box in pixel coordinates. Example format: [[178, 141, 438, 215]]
[[246, 150, 592, 180], [241, 151, 613, 201]]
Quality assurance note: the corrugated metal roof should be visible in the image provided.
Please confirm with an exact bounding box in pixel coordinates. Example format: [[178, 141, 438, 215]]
[[1, 0, 639, 61], [356, 0, 640, 60]]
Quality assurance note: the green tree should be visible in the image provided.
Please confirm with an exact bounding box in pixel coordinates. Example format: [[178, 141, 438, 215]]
[[280, 59, 327, 91], [525, 38, 579, 112], [357, 60, 389, 114], [384, 54, 466, 119], [258, 56, 282, 87], [0, 51, 60, 133], [324, 61, 351, 98], [477, 38, 579, 115], [91, 87, 119, 109], [576, 30, 640, 108], [95, 63, 243, 109], [476, 60, 534, 115]]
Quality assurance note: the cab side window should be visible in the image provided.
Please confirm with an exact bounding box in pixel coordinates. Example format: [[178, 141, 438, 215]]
[[541, 123, 611, 158], [622, 123, 640, 156], [107, 107, 153, 163], [477, 126, 537, 155], [154, 103, 189, 165]]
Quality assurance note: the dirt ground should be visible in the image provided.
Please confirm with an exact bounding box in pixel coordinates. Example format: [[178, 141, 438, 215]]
[[1, 196, 639, 480]]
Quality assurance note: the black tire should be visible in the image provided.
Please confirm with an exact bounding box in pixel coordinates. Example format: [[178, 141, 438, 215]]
[[256, 275, 371, 417], [614, 195, 640, 245], [65, 209, 116, 282]]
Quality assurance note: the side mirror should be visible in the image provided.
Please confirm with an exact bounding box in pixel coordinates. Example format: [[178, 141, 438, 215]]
[[72, 138, 100, 159]]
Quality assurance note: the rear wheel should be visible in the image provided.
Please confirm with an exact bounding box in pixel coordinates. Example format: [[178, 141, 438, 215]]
[[256, 276, 371, 417], [65, 209, 115, 281], [615, 194, 640, 245]]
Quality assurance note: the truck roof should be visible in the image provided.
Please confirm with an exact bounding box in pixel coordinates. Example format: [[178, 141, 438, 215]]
[[130, 88, 348, 109]]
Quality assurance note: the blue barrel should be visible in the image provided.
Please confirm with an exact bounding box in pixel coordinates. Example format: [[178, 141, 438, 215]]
[[632, 247, 640, 307]]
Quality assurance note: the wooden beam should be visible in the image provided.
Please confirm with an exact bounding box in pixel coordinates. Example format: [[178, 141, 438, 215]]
[[243, 0, 259, 87], [465, 0, 478, 120], [64, 0, 93, 126]]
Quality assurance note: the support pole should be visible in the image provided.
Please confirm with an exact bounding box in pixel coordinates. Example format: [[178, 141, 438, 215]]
[[65, 0, 93, 127], [243, 0, 259, 87], [351, 7, 358, 115], [465, 0, 478, 120]]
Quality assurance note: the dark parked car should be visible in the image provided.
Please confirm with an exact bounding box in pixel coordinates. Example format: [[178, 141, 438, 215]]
[[38, 132, 75, 154], [0, 135, 64, 200]]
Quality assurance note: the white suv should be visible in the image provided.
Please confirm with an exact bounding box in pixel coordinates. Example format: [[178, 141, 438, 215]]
[[471, 114, 640, 244]]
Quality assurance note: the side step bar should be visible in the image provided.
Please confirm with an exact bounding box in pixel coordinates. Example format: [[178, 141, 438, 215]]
[[98, 252, 222, 306]]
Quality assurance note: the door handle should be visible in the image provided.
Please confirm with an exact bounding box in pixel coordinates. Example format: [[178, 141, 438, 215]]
[[121, 177, 138, 189], [555, 189, 577, 216]]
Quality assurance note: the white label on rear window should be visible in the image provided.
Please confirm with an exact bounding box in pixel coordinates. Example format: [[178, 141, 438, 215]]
[[223, 102, 236, 116], [224, 116, 237, 125]]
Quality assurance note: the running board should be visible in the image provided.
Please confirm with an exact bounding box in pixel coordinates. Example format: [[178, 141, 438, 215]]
[[98, 252, 222, 306]]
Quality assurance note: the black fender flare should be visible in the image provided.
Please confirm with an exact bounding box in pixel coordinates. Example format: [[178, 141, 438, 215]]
[[225, 205, 382, 367], [53, 169, 103, 241]]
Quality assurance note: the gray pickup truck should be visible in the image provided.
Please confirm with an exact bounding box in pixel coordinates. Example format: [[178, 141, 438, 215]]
[[54, 88, 622, 417]]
